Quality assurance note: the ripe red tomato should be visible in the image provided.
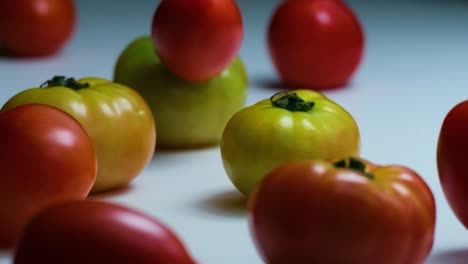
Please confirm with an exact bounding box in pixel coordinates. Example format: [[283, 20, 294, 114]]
[[0, 104, 96, 248], [14, 200, 197, 264], [249, 158, 435, 264], [0, 0, 76, 57], [437, 100, 468, 228], [267, 0, 364, 89], [151, 0, 243, 82]]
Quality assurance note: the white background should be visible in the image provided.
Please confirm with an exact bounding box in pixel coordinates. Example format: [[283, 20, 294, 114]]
[[1, 0, 468, 263]]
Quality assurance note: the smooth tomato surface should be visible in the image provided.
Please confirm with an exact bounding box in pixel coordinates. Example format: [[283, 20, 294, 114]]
[[2, 77, 156, 193], [114, 36, 248, 148], [268, 0, 364, 89], [221, 90, 360, 196], [14, 200, 197, 264], [249, 158, 436, 264], [0, 0, 76, 57], [0, 104, 96, 248], [437, 100, 468, 228], [151, 0, 243, 81]]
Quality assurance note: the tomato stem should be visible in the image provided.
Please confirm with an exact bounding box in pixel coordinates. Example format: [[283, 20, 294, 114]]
[[41, 76, 89, 90], [333, 157, 375, 179], [270, 92, 314, 112]]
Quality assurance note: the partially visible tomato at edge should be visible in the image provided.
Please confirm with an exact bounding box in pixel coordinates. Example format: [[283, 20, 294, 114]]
[[151, 0, 243, 82], [437, 100, 468, 228], [0, 0, 76, 57], [267, 0, 365, 89], [0, 104, 96, 249], [14, 200, 197, 264]]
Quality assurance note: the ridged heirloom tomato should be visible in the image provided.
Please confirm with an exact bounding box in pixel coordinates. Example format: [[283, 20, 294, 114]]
[[221, 90, 360, 196], [14, 200, 197, 264], [0, 104, 96, 248], [2, 76, 156, 193], [249, 158, 436, 264]]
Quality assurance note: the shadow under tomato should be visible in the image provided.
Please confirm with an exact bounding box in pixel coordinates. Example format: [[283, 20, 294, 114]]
[[151, 144, 218, 161], [253, 75, 286, 91], [0, 48, 9, 58], [150, 145, 219, 169], [154, 144, 218, 154], [87, 184, 136, 200], [427, 248, 468, 264], [0, 46, 61, 61], [0, 48, 28, 60], [198, 190, 247, 217], [253, 74, 352, 92]]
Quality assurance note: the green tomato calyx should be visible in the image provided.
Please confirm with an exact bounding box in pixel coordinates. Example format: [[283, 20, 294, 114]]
[[41, 76, 90, 90], [270, 92, 315, 112], [333, 157, 375, 179]]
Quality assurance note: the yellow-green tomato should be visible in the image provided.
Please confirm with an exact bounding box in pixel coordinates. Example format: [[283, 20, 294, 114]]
[[1, 76, 156, 193], [113, 36, 248, 148], [220, 90, 360, 196]]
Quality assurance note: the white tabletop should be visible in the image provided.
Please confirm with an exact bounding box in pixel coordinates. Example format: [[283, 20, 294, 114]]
[[1, 0, 468, 263]]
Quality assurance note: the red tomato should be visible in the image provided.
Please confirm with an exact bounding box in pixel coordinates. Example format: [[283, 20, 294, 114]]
[[151, 0, 243, 82], [267, 0, 364, 89], [249, 158, 435, 264], [437, 100, 468, 228], [0, 104, 96, 248], [0, 0, 76, 57], [14, 200, 197, 264]]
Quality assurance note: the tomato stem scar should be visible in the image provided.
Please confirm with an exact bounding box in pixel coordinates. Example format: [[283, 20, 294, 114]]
[[333, 157, 375, 179], [270, 91, 314, 112], [41, 76, 90, 90]]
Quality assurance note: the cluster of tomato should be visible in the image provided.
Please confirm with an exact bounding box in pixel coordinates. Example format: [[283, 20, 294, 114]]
[[1, 0, 467, 264], [222, 91, 437, 264]]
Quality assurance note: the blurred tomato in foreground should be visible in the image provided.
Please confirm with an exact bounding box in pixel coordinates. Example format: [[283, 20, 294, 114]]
[[437, 100, 468, 228], [151, 0, 243, 81], [0, 0, 76, 57], [249, 158, 435, 264], [14, 200, 197, 264], [0, 104, 96, 248], [268, 0, 364, 89]]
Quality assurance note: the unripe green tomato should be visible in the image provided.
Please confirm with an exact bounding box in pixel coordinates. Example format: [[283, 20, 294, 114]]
[[114, 36, 248, 148], [220, 90, 361, 196]]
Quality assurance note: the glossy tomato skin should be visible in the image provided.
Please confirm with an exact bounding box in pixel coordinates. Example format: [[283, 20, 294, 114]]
[[268, 0, 364, 89], [152, 0, 243, 81], [0, 104, 96, 249], [437, 100, 468, 228], [14, 200, 197, 264], [249, 159, 436, 264], [114, 36, 248, 148], [0, 0, 76, 57], [1, 77, 156, 194], [221, 89, 360, 196]]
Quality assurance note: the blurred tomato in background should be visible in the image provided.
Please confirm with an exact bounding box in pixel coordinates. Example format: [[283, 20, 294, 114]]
[[0, 0, 76, 57], [268, 0, 365, 90], [151, 0, 243, 82]]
